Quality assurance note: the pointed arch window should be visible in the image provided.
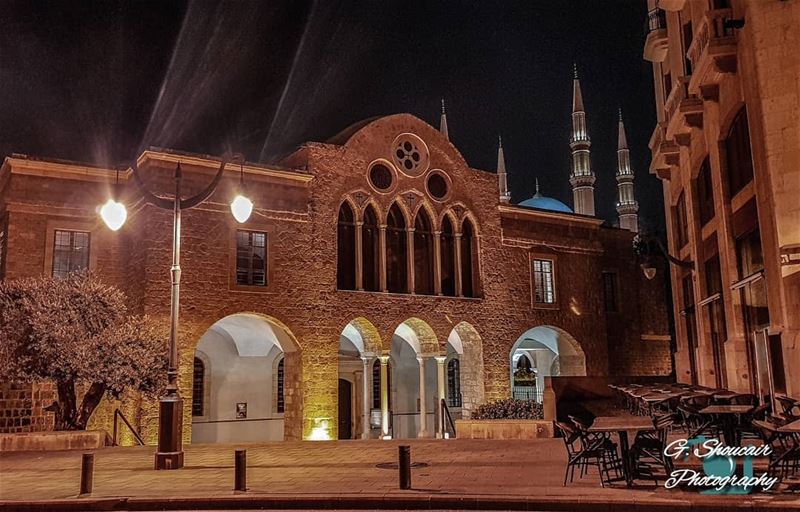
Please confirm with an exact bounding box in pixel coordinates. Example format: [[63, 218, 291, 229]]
[[362, 205, 380, 292], [460, 219, 477, 297], [386, 203, 407, 293], [192, 357, 205, 417], [413, 209, 435, 295], [446, 358, 462, 408], [276, 357, 285, 413], [337, 202, 356, 290], [441, 216, 456, 296]]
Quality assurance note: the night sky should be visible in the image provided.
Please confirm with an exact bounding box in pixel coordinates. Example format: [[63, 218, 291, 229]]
[[0, 0, 663, 228]]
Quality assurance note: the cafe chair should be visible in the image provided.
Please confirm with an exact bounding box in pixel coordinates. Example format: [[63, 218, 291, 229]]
[[630, 414, 675, 485], [752, 420, 799, 483], [557, 422, 616, 487]]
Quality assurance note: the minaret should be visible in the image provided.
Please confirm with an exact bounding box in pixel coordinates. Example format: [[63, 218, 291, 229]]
[[569, 64, 596, 216], [616, 109, 639, 232], [440, 99, 449, 141], [497, 135, 511, 203]]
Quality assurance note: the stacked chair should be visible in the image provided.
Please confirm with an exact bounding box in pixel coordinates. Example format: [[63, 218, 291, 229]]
[[556, 419, 623, 487]]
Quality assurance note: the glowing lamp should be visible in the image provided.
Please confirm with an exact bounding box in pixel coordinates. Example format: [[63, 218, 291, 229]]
[[100, 198, 128, 231], [641, 263, 657, 280], [230, 194, 253, 223]]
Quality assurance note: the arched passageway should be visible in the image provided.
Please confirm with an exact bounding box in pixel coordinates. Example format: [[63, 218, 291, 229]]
[[509, 326, 586, 402], [390, 318, 437, 438], [191, 313, 301, 443], [337, 318, 381, 439]]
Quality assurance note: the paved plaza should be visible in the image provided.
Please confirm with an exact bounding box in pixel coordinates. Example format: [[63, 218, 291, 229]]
[[1, 439, 799, 510]]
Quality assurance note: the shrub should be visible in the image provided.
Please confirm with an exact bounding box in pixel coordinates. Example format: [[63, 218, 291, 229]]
[[471, 399, 544, 420]]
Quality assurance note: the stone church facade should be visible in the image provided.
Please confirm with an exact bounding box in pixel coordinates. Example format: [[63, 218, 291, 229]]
[[0, 112, 671, 441]]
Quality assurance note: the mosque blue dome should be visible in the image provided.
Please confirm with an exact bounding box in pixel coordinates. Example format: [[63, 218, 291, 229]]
[[518, 195, 573, 213]]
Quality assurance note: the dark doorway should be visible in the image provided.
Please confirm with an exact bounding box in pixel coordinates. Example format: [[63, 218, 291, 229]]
[[338, 378, 352, 439]]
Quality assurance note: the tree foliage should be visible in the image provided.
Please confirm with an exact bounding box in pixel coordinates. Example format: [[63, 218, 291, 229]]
[[0, 272, 167, 430]]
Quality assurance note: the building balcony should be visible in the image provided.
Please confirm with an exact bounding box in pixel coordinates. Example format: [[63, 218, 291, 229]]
[[664, 76, 703, 131], [648, 123, 677, 180], [687, 8, 738, 89], [644, 8, 668, 62]]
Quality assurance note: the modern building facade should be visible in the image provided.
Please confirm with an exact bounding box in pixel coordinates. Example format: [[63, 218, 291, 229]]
[[643, 0, 800, 399], [1, 82, 669, 441]]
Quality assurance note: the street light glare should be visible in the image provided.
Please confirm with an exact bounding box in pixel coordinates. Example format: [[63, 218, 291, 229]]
[[230, 194, 253, 223], [100, 198, 127, 231]]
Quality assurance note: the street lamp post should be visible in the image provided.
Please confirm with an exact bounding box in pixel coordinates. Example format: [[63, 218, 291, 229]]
[[100, 154, 251, 470], [632, 233, 694, 279]]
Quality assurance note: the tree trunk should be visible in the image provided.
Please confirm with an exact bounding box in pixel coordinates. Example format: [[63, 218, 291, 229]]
[[55, 380, 77, 431], [75, 382, 106, 430]]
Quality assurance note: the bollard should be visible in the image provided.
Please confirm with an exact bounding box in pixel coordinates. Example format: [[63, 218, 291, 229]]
[[80, 453, 94, 495], [398, 445, 411, 490], [234, 449, 247, 492]]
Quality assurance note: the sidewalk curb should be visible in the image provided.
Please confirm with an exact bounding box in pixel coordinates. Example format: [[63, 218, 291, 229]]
[[1, 493, 799, 511]]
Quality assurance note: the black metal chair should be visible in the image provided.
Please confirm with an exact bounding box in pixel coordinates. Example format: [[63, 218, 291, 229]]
[[630, 414, 675, 484], [557, 422, 617, 487], [752, 420, 799, 484]]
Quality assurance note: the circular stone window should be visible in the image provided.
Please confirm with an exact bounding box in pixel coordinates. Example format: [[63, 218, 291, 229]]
[[391, 133, 429, 176], [426, 171, 449, 201], [369, 163, 394, 191]]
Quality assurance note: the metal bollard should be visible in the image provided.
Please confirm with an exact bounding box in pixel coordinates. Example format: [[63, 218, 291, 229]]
[[398, 445, 411, 490], [80, 453, 94, 495], [234, 449, 247, 491]]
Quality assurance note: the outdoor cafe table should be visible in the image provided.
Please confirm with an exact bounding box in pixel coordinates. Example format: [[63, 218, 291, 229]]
[[777, 418, 800, 433], [699, 405, 754, 446], [588, 415, 655, 487]]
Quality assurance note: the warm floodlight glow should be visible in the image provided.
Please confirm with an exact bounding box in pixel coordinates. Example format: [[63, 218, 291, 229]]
[[100, 198, 127, 231], [230, 194, 253, 223], [308, 418, 331, 441]]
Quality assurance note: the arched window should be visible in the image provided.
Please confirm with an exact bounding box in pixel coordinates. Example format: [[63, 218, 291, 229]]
[[447, 359, 462, 408], [192, 357, 204, 417], [372, 359, 392, 409], [337, 202, 356, 290], [725, 108, 754, 197], [362, 205, 380, 292], [276, 357, 285, 413], [386, 203, 407, 293], [441, 216, 456, 296], [413, 209, 434, 295], [516, 355, 532, 371], [460, 219, 477, 297]]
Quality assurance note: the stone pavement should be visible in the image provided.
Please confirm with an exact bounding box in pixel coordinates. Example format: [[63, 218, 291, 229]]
[[0, 439, 798, 511]]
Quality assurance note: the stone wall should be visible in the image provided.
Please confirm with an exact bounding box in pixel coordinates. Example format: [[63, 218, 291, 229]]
[[0, 382, 54, 433]]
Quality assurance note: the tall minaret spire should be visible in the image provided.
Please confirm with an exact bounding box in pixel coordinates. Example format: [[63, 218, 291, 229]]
[[569, 65, 596, 216], [439, 98, 449, 141], [497, 135, 511, 203], [616, 109, 639, 232]]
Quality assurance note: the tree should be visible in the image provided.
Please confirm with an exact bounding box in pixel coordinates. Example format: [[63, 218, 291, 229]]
[[0, 272, 167, 430]]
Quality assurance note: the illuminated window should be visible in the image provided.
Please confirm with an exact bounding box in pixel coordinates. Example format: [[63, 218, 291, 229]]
[[276, 358, 285, 413], [447, 359, 462, 408], [52, 230, 90, 278], [532, 258, 555, 304], [236, 230, 267, 286]]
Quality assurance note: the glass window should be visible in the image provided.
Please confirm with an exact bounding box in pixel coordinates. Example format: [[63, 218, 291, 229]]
[[681, 275, 699, 385], [725, 108, 755, 197], [696, 157, 715, 226], [52, 230, 90, 278], [372, 359, 391, 410], [602, 272, 618, 312], [236, 230, 267, 286], [337, 203, 356, 290], [192, 358, 204, 417], [674, 192, 689, 249], [386, 203, 407, 293], [532, 258, 555, 304], [460, 219, 477, 297], [703, 255, 728, 388]]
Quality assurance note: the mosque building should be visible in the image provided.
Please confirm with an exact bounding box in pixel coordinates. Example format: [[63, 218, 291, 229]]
[[0, 73, 670, 441]]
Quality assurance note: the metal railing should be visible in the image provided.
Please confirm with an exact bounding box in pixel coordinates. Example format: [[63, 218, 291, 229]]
[[512, 386, 543, 403], [112, 408, 144, 446], [441, 399, 456, 438], [647, 8, 667, 32]]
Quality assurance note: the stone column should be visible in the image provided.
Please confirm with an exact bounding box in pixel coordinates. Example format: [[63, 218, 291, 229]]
[[433, 231, 443, 296], [379, 354, 390, 439], [360, 356, 370, 439], [417, 356, 427, 438], [379, 225, 388, 292], [435, 356, 446, 438], [407, 228, 415, 294], [355, 221, 364, 291], [454, 233, 463, 297]]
